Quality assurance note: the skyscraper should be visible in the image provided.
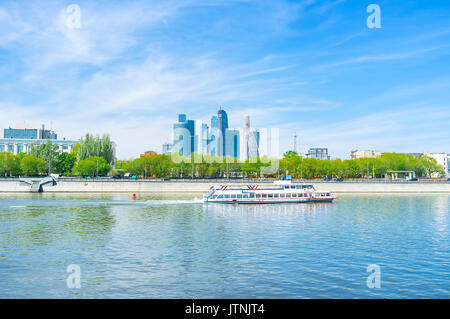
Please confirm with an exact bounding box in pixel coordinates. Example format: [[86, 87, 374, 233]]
[[173, 114, 195, 157], [217, 107, 228, 157], [201, 123, 209, 154], [225, 129, 240, 159], [248, 128, 260, 158], [242, 116, 259, 160], [209, 115, 219, 156], [243, 116, 250, 160]]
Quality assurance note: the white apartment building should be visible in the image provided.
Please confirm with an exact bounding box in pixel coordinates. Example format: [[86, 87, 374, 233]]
[[425, 152, 450, 178]]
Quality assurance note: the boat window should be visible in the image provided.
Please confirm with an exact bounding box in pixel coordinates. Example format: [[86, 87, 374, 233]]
[[243, 194, 248, 198], [237, 194, 243, 198], [327, 193, 330, 196], [284, 186, 289, 189], [262, 194, 267, 198], [280, 194, 285, 198], [217, 195, 223, 199], [231, 194, 237, 199], [274, 194, 279, 198], [295, 185, 300, 189], [286, 194, 291, 198], [290, 186, 295, 189], [292, 194, 297, 197], [256, 194, 261, 198], [225, 194, 230, 198], [249, 193, 255, 198], [268, 194, 273, 198]]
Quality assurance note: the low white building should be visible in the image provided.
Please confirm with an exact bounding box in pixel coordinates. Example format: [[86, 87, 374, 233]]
[[0, 123, 78, 155], [425, 152, 450, 178], [350, 150, 382, 160]]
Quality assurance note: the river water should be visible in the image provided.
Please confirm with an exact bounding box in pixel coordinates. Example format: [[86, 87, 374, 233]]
[[0, 193, 449, 298]]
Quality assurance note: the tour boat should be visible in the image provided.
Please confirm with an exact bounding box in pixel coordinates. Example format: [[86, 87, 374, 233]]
[[203, 180, 337, 204]]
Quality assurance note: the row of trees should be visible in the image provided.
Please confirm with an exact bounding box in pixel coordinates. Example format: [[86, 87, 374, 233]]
[[1, 136, 444, 179], [279, 152, 444, 179], [0, 133, 114, 177], [114, 152, 445, 179]]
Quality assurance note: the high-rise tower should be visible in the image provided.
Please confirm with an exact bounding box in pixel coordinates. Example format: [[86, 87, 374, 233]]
[[217, 107, 228, 157], [243, 116, 250, 161]]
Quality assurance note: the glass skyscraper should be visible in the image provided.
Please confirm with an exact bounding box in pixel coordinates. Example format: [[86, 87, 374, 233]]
[[209, 115, 219, 156], [173, 114, 195, 157], [248, 129, 260, 158], [225, 129, 240, 159], [217, 107, 228, 157]]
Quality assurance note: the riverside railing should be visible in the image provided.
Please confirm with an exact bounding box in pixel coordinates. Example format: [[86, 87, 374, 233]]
[[1, 177, 450, 184]]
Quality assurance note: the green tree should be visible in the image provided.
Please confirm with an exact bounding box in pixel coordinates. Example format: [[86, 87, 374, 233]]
[[0, 152, 21, 176], [29, 141, 60, 174], [78, 133, 115, 165], [20, 155, 48, 176], [54, 152, 76, 175], [73, 157, 111, 176]]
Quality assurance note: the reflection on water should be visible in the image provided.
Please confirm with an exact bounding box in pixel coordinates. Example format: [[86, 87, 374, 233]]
[[0, 193, 449, 298]]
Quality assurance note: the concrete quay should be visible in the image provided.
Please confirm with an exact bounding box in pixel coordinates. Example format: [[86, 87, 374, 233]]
[[2, 178, 450, 193]]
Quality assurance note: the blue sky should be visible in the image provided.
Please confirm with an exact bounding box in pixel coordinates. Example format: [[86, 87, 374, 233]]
[[0, 0, 449, 159]]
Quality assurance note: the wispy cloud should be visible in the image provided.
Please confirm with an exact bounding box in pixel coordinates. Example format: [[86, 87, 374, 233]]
[[0, 0, 450, 158]]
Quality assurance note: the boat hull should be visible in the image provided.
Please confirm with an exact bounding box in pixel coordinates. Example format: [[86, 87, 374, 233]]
[[204, 197, 336, 204]]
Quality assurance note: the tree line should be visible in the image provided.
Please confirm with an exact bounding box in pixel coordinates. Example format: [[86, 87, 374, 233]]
[[1, 137, 445, 179], [114, 151, 445, 179], [0, 133, 115, 177]]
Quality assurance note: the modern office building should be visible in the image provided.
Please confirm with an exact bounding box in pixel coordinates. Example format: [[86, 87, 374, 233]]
[[248, 129, 260, 158], [243, 116, 250, 160], [0, 123, 77, 155], [350, 150, 382, 160], [217, 107, 228, 157], [208, 115, 219, 156], [4, 123, 57, 140], [200, 123, 209, 154], [306, 148, 330, 160], [225, 129, 240, 159], [172, 114, 195, 157], [242, 116, 259, 160], [168, 108, 248, 160]]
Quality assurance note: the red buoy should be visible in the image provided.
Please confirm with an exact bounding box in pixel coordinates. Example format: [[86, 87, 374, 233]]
[[132, 193, 136, 200]]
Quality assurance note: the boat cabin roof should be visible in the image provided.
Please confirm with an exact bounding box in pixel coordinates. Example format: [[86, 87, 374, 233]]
[[214, 184, 315, 191]]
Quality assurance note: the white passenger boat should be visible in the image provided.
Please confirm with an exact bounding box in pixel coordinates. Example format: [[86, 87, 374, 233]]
[[203, 180, 337, 204]]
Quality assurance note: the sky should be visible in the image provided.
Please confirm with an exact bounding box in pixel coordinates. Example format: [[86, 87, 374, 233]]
[[0, 0, 449, 159]]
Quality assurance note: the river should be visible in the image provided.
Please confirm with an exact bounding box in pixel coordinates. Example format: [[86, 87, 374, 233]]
[[0, 193, 449, 298]]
